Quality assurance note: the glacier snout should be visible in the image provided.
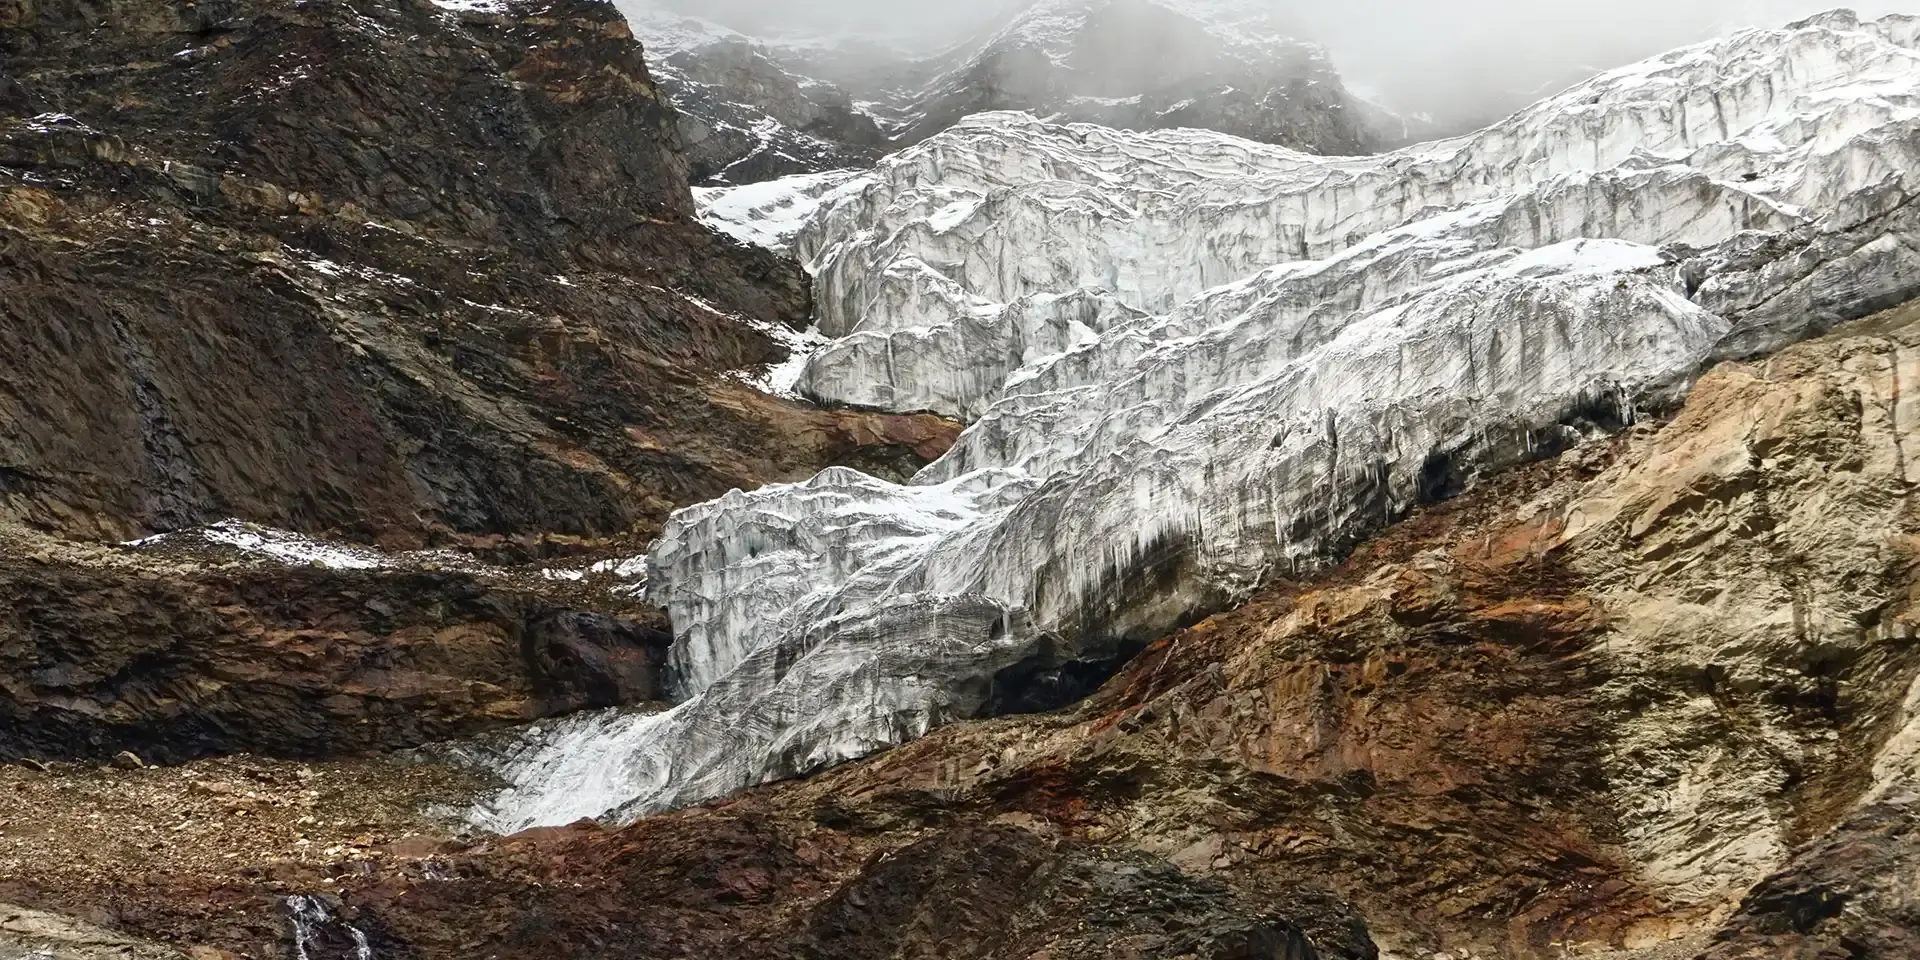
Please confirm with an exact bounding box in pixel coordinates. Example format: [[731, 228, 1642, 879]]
[[477, 11, 1920, 831]]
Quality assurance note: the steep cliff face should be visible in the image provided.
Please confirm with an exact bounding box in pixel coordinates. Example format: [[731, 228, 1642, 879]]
[[627, 7, 892, 185], [0, 0, 952, 547], [0, 0, 960, 790], [0, 523, 670, 765], [0, 904, 189, 960], [890, 0, 1376, 155], [626, 0, 1378, 186]]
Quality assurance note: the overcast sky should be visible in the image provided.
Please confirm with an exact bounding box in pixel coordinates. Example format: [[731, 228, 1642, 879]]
[[1293, 0, 1920, 118], [636, 1, 1920, 121]]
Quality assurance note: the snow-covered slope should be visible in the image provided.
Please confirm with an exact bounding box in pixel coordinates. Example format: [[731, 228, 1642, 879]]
[[477, 10, 1920, 830]]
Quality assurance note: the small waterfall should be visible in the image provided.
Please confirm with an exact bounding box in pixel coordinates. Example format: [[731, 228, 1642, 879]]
[[286, 895, 326, 960], [285, 894, 375, 960]]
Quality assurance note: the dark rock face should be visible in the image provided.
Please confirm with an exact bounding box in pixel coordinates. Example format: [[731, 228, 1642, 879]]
[[765, 825, 1345, 960], [32, 817, 1373, 960], [0, 0, 963, 789], [654, 38, 890, 185], [894, 0, 1377, 155], [636, 0, 1378, 187], [0, 536, 671, 764], [0, 0, 954, 546], [1701, 794, 1920, 959]]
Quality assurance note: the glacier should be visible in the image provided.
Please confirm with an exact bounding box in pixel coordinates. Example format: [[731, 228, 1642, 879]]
[[475, 10, 1920, 831]]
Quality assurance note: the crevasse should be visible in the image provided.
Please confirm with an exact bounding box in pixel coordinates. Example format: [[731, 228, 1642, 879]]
[[473, 10, 1920, 831]]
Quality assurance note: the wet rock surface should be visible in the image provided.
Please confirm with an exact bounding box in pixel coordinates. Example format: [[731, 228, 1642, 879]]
[[1700, 792, 1920, 959]]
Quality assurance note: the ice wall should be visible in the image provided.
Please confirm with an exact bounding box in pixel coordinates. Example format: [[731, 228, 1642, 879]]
[[477, 11, 1920, 830]]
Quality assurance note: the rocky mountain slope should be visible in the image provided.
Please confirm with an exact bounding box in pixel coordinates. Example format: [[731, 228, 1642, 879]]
[[0, 1, 966, 945], [629, 0, 1378, 185], [1, 0, 951, 549], [5, 1, 1920, 959], [0, 0, 955, 766], [626, 7, 893, 185], [11, 298, 1920, 959]]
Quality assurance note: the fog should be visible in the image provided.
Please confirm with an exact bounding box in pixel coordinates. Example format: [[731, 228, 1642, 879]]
[[1290, 0, 1920, 121], [646, 0, 1919, 122]]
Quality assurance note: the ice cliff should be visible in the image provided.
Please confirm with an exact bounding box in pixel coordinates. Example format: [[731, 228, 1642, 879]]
[[476, 10, 1920, 831]]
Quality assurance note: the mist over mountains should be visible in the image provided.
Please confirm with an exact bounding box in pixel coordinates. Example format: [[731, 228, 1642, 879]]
[[621, 0, 1920, 131]]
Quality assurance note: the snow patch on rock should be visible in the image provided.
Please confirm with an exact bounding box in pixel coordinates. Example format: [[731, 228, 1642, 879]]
[[695, 170, 868, 253], [126, 520, 419, 571]]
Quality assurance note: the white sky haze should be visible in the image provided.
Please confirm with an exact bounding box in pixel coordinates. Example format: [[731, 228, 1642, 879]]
[[634, 0, 1920, 122]]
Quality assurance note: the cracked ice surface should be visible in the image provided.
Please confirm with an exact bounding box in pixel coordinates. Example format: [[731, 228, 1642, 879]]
[[484, 11, 1920, 829]]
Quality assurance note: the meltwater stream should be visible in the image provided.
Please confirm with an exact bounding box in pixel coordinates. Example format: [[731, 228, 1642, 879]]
[[286, 895, 374, 960]]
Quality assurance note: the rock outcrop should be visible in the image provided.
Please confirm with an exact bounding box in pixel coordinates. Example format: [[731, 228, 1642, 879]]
[[0, 0, 958, 774], [0, 0, 953, 548], [888, 0, 1377, 155], [485, 10, 1920, 826], [628, 8, 891, 185], [627, 0, 1378, 187], [0, 524, 668, 765], [0, 903, 188, 960], [13, 298, 1919, 960]]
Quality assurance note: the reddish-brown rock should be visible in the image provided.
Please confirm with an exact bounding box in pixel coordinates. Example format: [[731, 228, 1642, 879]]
[[0, 526, 670, 764], [0, 0, 957, 546], [3, 0, 1916, 957]]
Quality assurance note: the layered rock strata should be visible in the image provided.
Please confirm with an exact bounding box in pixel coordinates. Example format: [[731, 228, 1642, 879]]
[[16, 299, 1920, 959], [0, 524, 668, 765], [0, 0, 953, 548]]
